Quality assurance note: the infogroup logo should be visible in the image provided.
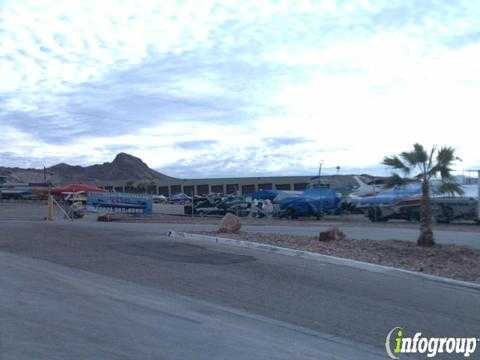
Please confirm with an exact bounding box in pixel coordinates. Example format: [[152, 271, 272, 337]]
[[385, 327, 479, 359]]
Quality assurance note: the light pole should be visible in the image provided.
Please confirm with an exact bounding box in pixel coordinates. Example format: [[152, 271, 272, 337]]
[[43, 163, 54, 221]]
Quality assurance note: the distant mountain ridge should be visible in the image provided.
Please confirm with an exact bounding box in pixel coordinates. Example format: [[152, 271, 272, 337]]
[[0, 153, 381, 189], [0, 153, 177, 184]]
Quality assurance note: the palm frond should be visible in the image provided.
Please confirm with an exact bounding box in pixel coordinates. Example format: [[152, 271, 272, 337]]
[[400, 143, 428, 167], [383, 156, 410, 174], [400, 152, 417, 167], [437, 181, 464, 196], [435, 146, 461, 179], [437, 146, 456, 165], [428, 164, 452, 179]]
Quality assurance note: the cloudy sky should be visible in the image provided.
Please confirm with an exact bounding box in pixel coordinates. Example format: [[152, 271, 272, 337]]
[[1, 0, 479, 177]]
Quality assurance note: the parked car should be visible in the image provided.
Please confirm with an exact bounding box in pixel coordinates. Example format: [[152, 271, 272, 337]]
[[152, 195, 167, 204], [169, 193, 191, 204]]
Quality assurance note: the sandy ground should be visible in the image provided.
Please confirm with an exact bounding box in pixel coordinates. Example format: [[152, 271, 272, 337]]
[[0, 200, 47, 220], [2, 201, 480, 234]]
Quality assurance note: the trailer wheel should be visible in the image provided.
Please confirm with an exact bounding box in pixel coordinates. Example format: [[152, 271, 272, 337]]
[[287, 207, 297, 219], [367, 207, 376, 222], [367, 206, 386, 222]]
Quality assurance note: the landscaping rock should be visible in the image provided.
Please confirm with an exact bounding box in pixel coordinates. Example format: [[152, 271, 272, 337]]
[[318, 227, 346, 242], [218, 213, 242, 233]]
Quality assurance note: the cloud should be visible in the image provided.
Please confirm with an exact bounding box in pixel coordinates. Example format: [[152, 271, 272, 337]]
[[445, 31, 480, 48], [0, 151, 87, 169], [264, 137, 312, 147], [160, 150, 307, 178], [175, 140, 218, 150], [0, 152, 43, 168], [2, 0, 480, 176]]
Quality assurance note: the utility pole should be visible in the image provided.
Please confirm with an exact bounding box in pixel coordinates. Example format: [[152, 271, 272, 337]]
[[318, 161, 323, 178], [316, 161, 324, 187]]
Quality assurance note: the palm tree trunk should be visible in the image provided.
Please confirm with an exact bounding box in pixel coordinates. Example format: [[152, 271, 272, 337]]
[[418, 179, 434, 246]]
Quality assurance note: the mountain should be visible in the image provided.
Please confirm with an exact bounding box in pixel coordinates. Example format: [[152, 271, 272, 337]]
[[0, 153, 177, 184]]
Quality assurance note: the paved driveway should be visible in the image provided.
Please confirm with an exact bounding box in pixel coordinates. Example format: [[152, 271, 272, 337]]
[[1, 221, 479, 359]]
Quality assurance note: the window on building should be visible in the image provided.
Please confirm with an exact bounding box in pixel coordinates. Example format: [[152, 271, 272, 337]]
[[294, 183, 308, 191], [197, 184, 209, 195], [183, 185, 194, 196], [158, 186, 169, 196], [241, 184, 256, 195], [170, 185, 181, 195], [258, 183, 273, 190], [226, 184, 239, 194], [211, 185, 224, 194]]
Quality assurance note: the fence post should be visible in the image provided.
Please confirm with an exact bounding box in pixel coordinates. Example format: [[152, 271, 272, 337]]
[[47, 194, 54, 221]]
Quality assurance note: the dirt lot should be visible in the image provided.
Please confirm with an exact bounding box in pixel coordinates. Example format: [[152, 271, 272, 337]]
[[0, 200, 47, 220], [133, 203, 480, 233], [197, 231, 480, 283], [2, 201, 480, 234]]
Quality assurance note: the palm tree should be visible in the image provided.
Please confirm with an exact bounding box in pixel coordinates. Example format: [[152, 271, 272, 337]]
[[383, 144, 463, 247]]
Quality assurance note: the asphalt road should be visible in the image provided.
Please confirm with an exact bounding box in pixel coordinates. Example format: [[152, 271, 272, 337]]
[[2, 202, 479, 248], [1, 221, 480, 359]]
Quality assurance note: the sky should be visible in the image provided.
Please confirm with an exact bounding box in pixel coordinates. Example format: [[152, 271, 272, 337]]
[[1, 0, 479, 178]]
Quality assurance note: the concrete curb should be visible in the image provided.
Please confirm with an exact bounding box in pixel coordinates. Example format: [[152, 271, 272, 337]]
[[178, 232, 480, 291]]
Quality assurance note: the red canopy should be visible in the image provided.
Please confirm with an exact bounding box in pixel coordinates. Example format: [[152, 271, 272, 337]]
[[51, 183, 106, 195]]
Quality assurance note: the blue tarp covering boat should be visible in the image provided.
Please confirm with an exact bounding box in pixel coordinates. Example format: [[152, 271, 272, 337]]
[[252, 190, 279, 201], [279, 187, 341, 217]]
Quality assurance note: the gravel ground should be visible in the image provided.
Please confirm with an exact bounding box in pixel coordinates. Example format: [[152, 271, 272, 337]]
[[0, 200, 47, 220], [197, 230, 480, 283]]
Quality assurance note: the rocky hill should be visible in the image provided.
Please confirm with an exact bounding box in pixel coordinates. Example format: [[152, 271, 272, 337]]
[[0, 153, 177, 184]]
